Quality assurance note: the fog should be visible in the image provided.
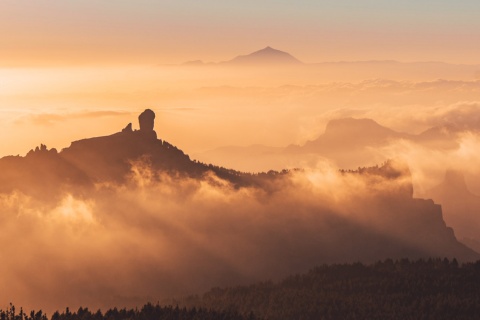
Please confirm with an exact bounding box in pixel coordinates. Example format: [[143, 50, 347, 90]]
[[2, 64, 480, 157], [0, 156, 466, 314], [2, 61, 480, 313]]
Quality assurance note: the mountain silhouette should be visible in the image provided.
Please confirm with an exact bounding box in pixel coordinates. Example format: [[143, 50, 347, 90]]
[[224, 46, 302, 65], [197, 117, 467, 171], [0, 110, 287, 200], [297, 117, 467, 153], [0, 110, 478, 262], [183, 47, 303, 66], [301, 118, 412, 151], [197, 118, 407, 171], [427, 170, 480, 245]]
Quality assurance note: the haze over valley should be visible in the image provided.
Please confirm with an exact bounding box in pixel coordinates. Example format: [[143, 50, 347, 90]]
[[2, 1, 480, 318]]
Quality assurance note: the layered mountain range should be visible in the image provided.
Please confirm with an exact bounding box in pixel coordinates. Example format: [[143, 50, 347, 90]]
[[183, 46, 302, 66], [181, 47, 480, 81], [427, 170, 480, 252], [196, 117, 469, 171], [0, 110, 477, 263]]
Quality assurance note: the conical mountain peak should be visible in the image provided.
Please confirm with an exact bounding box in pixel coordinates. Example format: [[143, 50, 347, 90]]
[[226, 46, 302, 65]]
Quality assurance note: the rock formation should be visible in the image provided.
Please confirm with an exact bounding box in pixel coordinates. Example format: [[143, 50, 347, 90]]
[[119, 109, 157, 139], [122, 123, 132, 133], [427, 169, 480, 244], [0, 110, 478, 262], [136, 109, 157, 139]]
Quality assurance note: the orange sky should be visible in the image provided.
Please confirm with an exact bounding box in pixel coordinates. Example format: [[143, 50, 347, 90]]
[[2, 0, 480, 159], [3, 2, 480, 314], [1, 1, 480, 66]]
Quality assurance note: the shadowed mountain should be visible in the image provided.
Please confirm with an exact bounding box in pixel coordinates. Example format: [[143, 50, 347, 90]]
[[0, 146, 92, 200], [0, 110, 287, 200], [196, 117, 468, 171], [298, 118, 412, 151], [0, 112, 478, 264], [295, 117, 472, 156], [183, 47, 303, 66], [463, 238, 480, 254], [416, 124, 466, 148], [222, 46, 303, 65], [426, 170, 480, 248], [196, 118, 406, 171], [179, 49, 480, 81], [179, 259, 480, 320]]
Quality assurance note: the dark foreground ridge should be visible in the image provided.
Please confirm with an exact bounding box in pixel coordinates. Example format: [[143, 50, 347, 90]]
[[5, 259, 480, 320], [180, 258, 480, 320], [0, 303, 257, 320]]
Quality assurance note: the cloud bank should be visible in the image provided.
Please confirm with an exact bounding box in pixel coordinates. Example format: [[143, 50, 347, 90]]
[[0, 159, 468, 314]]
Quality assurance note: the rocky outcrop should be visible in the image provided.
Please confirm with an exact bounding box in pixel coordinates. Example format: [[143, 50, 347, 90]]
[[122, 123, 132, 133], [139, 109, 155, 131], [137, 109, 157, 139], [0, 110, 478, 262], [427, 169, 480, 247], [121, 109, 156, 138], [26, 144, 58, 156]]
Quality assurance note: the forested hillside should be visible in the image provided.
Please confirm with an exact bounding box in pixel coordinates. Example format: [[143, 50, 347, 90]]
[[0, 303, 257, 320], [181, 258, 480, 320]]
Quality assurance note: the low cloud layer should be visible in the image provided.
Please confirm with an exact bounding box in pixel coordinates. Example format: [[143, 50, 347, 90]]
[[0, 158, 465, 314], [16, 110, 132, 127]]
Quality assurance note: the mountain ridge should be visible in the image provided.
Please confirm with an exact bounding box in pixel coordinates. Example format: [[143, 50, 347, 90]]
[[183, 46, 302, 66], [222, 46, 303, 65], [196, 117, 471, 171], [427, 170, 480, 244], [0, 110, 478, 263], [180, 47, 480, 68]]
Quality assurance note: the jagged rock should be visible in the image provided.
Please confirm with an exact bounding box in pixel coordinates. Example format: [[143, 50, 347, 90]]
[[122, 123, 133, 133], [139, 109, 155, 132], [427, 169, 480, 242], [2, 110, 478, 263], [27, 144, 58, 157], [136, 109, 157, 140]]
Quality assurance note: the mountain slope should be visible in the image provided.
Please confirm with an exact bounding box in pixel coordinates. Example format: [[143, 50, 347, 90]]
[[196, 117, 467, 171], [0, 110, 477, 263], [427, 170, 480, 243], [196, 118, 412, 170], [300, 117, 412, 151], [180, 259, 480, 320], [223, 46, 303, 65]]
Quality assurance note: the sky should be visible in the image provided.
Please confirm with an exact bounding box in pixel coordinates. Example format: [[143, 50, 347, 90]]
[[2, 0, 480, 66], [2, 1, 480, 312], [1, 0, 480, 157]]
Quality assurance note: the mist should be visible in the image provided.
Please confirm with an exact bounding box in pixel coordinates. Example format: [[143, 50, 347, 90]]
[[0, 155, 469, 314], [2, 64, 480, 157], [2, 50, 480, 315]]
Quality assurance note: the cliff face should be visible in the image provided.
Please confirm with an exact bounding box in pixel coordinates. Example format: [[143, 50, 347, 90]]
[[0, 146, 91, 199], [371, 197, 477, 261], [0, 110, 478, 263], [426, 170, 480, 250], [61, 108, 196, 182], [61, 131, 194, 183], [336, 161, 479, 262]]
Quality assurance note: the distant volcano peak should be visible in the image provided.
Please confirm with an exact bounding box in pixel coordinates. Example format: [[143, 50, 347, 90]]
[[257, 46, 279, 53], [226, 46, 302, 65]]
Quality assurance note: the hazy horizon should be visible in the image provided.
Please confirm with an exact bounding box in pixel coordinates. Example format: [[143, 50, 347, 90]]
[[2, 1, 480, 66], [2, 1, 480, 317]]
